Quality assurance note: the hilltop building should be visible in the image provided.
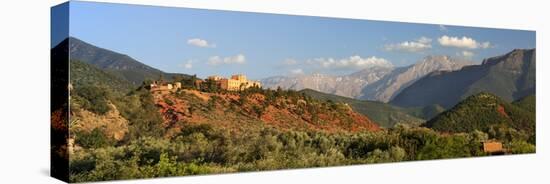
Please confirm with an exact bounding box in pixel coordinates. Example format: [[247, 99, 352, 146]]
[[149, 81, 182, 92], [207, 74, 261, 91], [147, 74, 260, 92]]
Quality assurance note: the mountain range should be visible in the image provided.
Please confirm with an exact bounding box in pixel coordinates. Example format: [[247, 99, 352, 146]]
[[261, 66, 393, 99], [391, 49, 536, 108], [262, 55, 472, 102], [67, 37, 190, 85], [69, 60, 135, 93], [360, 56, 473, 102]]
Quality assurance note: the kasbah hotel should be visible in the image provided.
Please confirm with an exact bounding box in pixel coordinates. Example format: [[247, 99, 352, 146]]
[[148, 74, 261, 92], [206, 74, 261, 91]]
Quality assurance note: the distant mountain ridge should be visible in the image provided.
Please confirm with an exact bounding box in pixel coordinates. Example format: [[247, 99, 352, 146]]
[[69, 60, 134, 93], [360, 55, 473, 102], [261, 66, 393, 98], [65, 37, 190, 85], [262, 55, 472, 102], [391, 49, 536, 108]]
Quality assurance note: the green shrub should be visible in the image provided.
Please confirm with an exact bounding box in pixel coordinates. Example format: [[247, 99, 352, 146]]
[[75, 128, 114, 149], [115, 90, 165, 139], [69, 118, 534, 182], [164, 98, 174, 106], [74, 85, 111, 115], [508, 141, 535, 154]]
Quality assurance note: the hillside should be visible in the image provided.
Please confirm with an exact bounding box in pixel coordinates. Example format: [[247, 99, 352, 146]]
[[513, 95, 536, 113], [299, 88, 424, 128], [66, 37, 190, 85], [69, 60, 134, 93], [152, 88, 380, 134], [61, 37, 380, 134], [360, 55, 472, 102], [72, 85, 523, 182], [418, 104, 446, 120], [425, 92, 535, 134], [391, 49, 536, 108]]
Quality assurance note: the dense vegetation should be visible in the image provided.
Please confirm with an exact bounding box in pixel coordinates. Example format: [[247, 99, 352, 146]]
[[70, 60, 135, 93], [299, 88, 424, 128], [68, 83, 536, 182], [426, 93, 535, 144], [426, 93, 535, 133], [69, 121, 535, 182], [62, 124, 483, 182], [71, 86, 166, 139], [513, 95, 536, 113]]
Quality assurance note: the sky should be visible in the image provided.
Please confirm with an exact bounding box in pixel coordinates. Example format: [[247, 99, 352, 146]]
[[56, 1, 536, 80]]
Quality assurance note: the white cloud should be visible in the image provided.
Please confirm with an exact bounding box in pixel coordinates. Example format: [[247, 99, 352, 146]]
[[207, 54, 246, 66], [460, 50, 475, 58], [187, 38, 216, 48], [308, 55, 392, 70], [438, 35, 491, 49], [290, 68, 304, 75], [439, 25, 448, 31], [384, 37, 432, 52]]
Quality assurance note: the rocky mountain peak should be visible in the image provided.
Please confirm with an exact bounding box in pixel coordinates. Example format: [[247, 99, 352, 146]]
[[359, 55, 473, 102]]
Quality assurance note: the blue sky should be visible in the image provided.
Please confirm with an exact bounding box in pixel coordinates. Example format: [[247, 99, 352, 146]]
[[58, 1, 535, 80]]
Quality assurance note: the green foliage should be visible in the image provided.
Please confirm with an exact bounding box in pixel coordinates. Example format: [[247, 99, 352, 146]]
[[115, 90, 166, 139], [200, 79, 220, 93], [513, 95, 536, 113], [416, 134, 473, 160], [176, 74, 199, 89], [419, 104, 446, 120], [164, 97, 174, 106], [507, 141, 536, 154], [426, 93, 535, 135], [69, 121, 535, 182], [365, 146, 406, 163], [207, 96, 219, 110], [487, 124, 531, 143], [69, 155, 96, 174], [73, 85, 111, 115], [70, 60, 134, 93], [252, 105, 265, 118], [75, 128, 115, 149], [299, 88, 424, 128]]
